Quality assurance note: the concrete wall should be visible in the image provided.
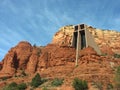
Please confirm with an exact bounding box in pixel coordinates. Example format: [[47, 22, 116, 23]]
[[85, 29, 101, 55]]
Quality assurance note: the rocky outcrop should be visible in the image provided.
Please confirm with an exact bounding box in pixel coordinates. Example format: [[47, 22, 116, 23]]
[[38, 44, 76, 69], [0, 41, 33, 75], [52, 25, 120, 55], [26, 48, 39, 74], [0, 24, 120, 89], [0, 42, 76, 75], [52, 25, 74, 46]]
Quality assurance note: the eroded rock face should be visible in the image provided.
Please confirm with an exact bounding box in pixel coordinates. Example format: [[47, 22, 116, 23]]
[[15, 41, 33, 70], [0, 41, 120, 89], [38, 44, 76, 69], [0, 41, 33, 75], [52, 25, 120, 55], [1, 51, 16, 74], [26, 48, 39, 74], [0, 62, 3, 70], [0, 42, 76, 75], [52, 25, 74, 46]]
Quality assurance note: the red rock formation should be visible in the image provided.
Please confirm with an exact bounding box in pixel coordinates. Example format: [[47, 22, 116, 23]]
[[26, 47, 39, 74], [0, 42, 76, 75], [38, 44, 76, 69], [52, 25, 120, 55], [0, 24, 120, 89], [80, 47, 97, 56], [1, 51, 17, 74], [0, 62, 3, 70], [15, 41, 32, 70], [0, 41, 120, 89], [0, 41, 33, 75], [100, 45, 114, 55]]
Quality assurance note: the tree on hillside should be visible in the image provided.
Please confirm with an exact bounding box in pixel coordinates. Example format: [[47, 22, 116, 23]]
[[31, 73, 42, 88], [72, 78, 88, 90]]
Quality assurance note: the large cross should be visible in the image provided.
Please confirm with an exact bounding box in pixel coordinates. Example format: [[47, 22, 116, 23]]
[[74, 24, 87, 66]]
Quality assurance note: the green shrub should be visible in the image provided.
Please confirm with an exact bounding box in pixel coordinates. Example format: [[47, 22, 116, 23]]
[[2, 77, 8, 81], [114, 54, 120, 58], [101, 53, 107, 56], [107, 83, 113, 90], [9, 82, 17, 87], [31, 73, 42, 88], [51, 78, 64, 87], [3, 82, 18, 90], [72, 78, 88, 90], [21, 70, 27, 76], [93, 82, 103, 90], [17, 83, 27, 90], [42, 86, 49, 90], [37, 49, 41, 56], [114, 66, 120, 89], [3, 82, 27, 90], [33, 44, 37, 48]]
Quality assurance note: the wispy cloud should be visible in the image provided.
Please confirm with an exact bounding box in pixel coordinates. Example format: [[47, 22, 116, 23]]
[[0, 48, 7, 60], [0, 0, 120, 60]]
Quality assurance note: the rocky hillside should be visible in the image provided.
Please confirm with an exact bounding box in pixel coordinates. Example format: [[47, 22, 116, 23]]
[[0, 41, 120, 89], [0, 41, 76, 76], [52, 25, 120, 55], [0, 24, 120, 90]]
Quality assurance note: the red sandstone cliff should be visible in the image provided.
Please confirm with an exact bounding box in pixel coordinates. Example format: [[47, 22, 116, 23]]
[[0, 24, 120, 89], [0, 41, 76, 76]]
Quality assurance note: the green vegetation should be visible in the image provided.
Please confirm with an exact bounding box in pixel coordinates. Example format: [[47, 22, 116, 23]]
[[2, 77, 8, 81], [3, 82, 27, 90], [42, 86, 49, 90], [17, 83, 27, 90], [107, 83, 113, 90], [33, 44, 37, 48], [72, 78, 88, 90], [114, 54, 120, 58], [101, 53, 107, 56], [31, 73, 42, 88], [92, 81, 103, 90], [114, 66, 120, 89], [37, 48, 41, 56], [21, 70, 27, 76], [51, 78, 64, 87]]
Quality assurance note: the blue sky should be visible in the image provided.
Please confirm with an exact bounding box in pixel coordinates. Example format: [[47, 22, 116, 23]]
[[0, 0, 120, 60]]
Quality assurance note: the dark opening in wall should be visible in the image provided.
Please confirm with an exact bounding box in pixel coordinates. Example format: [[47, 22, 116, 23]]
[[80, 24, 85, 29], [75, 26, 78, 31], [80, 30, 86, 49], [72, 30, 86, 49], [73, 32, 78, 48]]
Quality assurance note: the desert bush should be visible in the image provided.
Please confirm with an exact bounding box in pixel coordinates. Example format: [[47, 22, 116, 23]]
[[2, 77, 8, 81], [114, 54, 120, 58], [31, 73, 42, 88], [51, 78, 64, 87], [3, 82, 18, 90], [21, 70, 27, 76], [107, 83, 113, 90], [101, 53, 107, 56], [8, 82, 17, 87], [92, 81, 103, 90], [114, 66, 120, 89], [37, 49, 41, 56], [72, 78, 88, 90], [42, 86, 49, 90], [17, 83, 27, 90], [3, 82, 27, 90], [33, 44, 37, 48]]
